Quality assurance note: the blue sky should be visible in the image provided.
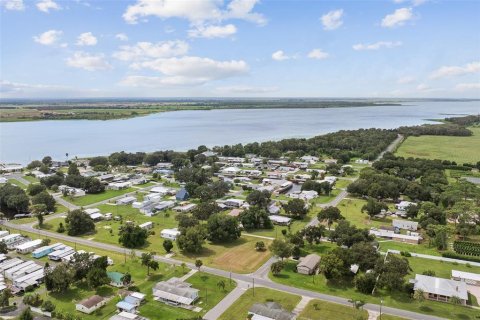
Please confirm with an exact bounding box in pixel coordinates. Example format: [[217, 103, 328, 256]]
[[0, 0, 479, 98]]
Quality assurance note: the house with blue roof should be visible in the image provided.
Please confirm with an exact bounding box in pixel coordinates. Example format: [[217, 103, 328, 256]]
[[175, 188, 189, 201]]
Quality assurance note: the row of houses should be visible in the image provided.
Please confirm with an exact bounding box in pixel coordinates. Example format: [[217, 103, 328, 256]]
[[0, 256, 45, 292]]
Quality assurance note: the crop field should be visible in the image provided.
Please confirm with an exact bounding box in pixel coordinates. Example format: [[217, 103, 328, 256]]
[[395, 127, 480, 163]]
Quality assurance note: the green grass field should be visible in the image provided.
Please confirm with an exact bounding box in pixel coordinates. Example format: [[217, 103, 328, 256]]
[[7, 179, 27, 189], [218, 287, 301, 320], [298, 299, 368, 320], [22, 175, 39, 183], [62, 188, 136, 206], [395, 127, 480, 163]]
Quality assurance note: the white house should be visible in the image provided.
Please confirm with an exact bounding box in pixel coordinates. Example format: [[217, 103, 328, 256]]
[[452, 270, 480, 286], [59, 185, 85, 197], [76, 295, 107, 314], [395, 201, 416, 211], [412, 274, 468, 305], [392, 220, 418, 231], [152, 277, 199, 306], [160, 228, 181, 241], [268, 215, 292, 226], [139, 222, 153, 230], [15, 239, 43, 254], [173, 203, 197, 213]]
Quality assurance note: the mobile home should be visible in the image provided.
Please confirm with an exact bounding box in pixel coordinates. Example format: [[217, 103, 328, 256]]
[[16, 239, 43, 254]]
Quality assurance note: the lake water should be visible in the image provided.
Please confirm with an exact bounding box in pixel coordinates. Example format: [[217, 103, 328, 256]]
[[1, 100, 479, 164]]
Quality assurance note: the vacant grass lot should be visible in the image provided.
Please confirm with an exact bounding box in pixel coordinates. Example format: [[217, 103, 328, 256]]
[[395, 127, 480, 163], [298, 299, 368, 320], [337, 198, 394, 228], [63, 188, 137, 206], [7, 179, 27, 189], [269, 255, 480, 319], [219, 287, 301, 320]]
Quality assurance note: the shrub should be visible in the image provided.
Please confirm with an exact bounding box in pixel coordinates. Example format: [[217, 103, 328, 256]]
[[442, 252, 480, 263]]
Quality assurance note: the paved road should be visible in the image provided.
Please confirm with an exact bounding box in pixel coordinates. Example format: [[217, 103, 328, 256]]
[[375, 134, 404, 161], [9, 173, 32, 186], [3, 220, 447, 320]]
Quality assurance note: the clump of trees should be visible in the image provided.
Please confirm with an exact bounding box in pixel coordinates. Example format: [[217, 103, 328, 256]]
[[65, 209, 95, 236], [0, 183, 29, 214], [118, 224, 148, 248]]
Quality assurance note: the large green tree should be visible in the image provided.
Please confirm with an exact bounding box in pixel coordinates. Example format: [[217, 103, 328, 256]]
[[65, 210, 95, 236], [207, 213, 241, 243]]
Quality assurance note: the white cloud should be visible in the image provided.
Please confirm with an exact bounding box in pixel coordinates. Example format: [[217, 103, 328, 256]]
[[307, 49, 329, 60], [115, 33, 128, 41], [321, 9, 344, 30], [33, 30, 63, 46], [381, 7, 413, 28], [66, 52, 112, 71], [36, 0, 60, 13], [76, 32, 97, 46], [397, 76, 415, 84], [272, 50, 290, 61], [188, 24, 237, 38], [125, 56, 248, 86], [430, 61, 480, 79], [123, 0, 265, 25], [455, 83, 480, 91], [353, 41, 402, 51], [1, 0, 24, 10], [113, 40, 189, 61], [215, 85, 278, 94], [0, 80, 103, 98], [416, 83, 431, 91]]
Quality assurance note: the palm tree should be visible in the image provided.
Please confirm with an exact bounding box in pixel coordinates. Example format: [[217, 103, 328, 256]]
[[449, 295, 462, 317], [413, 289, 425, 305], [217, 280, 226, 291]]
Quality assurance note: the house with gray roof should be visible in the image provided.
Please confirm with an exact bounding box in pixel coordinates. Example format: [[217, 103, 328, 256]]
[[411, 274, 468, 305], [392, 220, 418, 231], [296, 254, 321, 275], [248, 302, 295, 320], [152, 277, 199, 306]]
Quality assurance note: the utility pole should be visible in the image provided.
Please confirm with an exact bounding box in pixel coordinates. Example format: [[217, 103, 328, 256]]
[[252, 278, 255, 296], [124, 249, 126, 263]]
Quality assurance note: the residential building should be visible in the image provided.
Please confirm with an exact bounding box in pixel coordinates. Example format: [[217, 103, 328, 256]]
[[297, 254, 321, 275], [412, 274, 468, 305], [248, 302, 295, 320], [176, 188, 190, 201], [110, 311, 149, 320], [173, 203, 197, 213], [452, 270, 480, 286], [76, 295, 107, 314], [15, 239, 43, 254], [152, 277, 199, 306], [268, 215, 292, 226], [160, 228, 181, 241], [392, 220, 418, 231], [139, 222, 154, 230], [108, 271, 126, 287]]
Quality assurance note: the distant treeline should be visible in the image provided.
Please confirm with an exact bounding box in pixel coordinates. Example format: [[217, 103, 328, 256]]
[[445, 114, 480, 126], [397, 123, 472, 137]]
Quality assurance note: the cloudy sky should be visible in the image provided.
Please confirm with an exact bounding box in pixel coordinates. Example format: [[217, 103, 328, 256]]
[[0, 0, 479, 98]]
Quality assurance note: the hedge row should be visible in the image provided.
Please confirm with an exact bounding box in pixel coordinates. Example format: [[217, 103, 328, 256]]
[[442, 252, 480, 263]]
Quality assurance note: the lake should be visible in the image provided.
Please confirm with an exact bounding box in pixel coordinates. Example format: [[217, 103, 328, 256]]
[[1, 100, 479, 164]]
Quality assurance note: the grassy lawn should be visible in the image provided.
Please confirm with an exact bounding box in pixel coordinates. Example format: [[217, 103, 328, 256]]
[[312, 189, 340, 205], [269, 255, 480, 319], [245, 217, 310, 238], [381, 315, 409, 320], [23, 175, 39, 183], [395, 127, 480, 164], [335, 179, 353, 190], [218, 287, 301, 320], [55, 203, 69, 213], [7, 179, 27, 189], [337, 198, 394, 229], [378, 240, 442, 256], [298, 299, 368, 320], [63, 188, 137, 206], [175, 236, 273, 273]]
